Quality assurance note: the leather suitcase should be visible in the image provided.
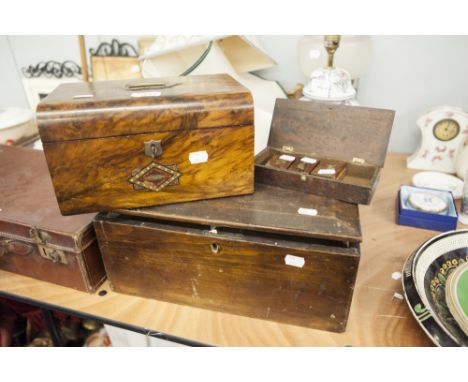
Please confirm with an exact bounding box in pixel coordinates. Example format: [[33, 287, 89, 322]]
[[37, 74, 254, 215], [0, 145, 105, 292], [94, 184, 361, 332], [255, 99, 395, 204]]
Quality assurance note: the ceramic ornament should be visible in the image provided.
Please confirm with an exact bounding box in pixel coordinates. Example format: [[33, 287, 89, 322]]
[[407, 106, 468, 173], [412, 171, 464, 199]]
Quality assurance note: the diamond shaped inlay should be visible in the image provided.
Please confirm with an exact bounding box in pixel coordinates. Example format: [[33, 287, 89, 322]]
[[129, 162, 181, 192]]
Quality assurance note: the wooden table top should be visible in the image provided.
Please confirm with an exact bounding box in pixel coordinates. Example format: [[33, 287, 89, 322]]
[[1, 153, 465, 346]]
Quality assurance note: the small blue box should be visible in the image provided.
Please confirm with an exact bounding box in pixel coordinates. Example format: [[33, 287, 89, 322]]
[[396, 185, 458, 232]]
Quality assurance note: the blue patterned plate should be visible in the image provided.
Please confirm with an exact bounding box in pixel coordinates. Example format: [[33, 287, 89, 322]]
[[402, 229, 468, 346]]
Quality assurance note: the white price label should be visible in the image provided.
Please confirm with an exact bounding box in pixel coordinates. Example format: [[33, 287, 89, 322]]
[[297, 207, 318, 216], [300, 157, 317, 164], [130, 91, 162, 98], [284, 254, 305, 268], [189, 150, 209, 164], [318, 168, 336, 175], [279, 154, 295, 162]]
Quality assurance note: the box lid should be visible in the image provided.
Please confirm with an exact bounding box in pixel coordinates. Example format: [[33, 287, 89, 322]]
[[268, 99, 395, 167], [0, 145, 95, 251], [36, 74, 253, 143], [116, 183, 362, 243]]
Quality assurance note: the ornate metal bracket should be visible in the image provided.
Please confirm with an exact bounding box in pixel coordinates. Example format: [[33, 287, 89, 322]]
[[22, 60, 82, 79], [89, 39, 138, 57]]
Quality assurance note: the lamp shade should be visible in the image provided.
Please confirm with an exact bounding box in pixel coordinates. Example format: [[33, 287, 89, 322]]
[[298, 35, 371, 79]]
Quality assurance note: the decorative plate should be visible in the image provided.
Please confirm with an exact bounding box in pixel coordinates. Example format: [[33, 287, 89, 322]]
[[402, 229, 468, 346]]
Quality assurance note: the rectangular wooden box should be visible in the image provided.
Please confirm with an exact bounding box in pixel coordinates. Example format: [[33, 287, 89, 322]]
[[94, 184, 362, 332], [255, 99, 395, 204], [0, 145, 105, 292], [37, 74, 254, 215]]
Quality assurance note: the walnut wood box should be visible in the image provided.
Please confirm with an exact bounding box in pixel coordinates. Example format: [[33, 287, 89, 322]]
[[0, 145, 105, 292], [255, 99, 395, 205], [94, 184, 361, 332], [37, 74, 254, 215]]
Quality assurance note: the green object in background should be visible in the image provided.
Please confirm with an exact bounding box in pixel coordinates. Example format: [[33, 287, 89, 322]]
[[446, 261, 468, 336], [456, 266, 468, 317]]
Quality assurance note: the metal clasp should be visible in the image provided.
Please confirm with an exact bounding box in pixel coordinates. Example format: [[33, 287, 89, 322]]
[[144, 140, 163, 158], [30, 228, 67, 264], [38, 245, 67, 264]]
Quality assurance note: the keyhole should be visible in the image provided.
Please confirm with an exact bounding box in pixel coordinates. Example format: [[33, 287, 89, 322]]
[[210, 243, 220, 254]]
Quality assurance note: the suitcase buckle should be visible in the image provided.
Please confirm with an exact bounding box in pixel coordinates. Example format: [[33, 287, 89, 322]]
[[38, 245, 67, 264], [30, 228, 67, 264]]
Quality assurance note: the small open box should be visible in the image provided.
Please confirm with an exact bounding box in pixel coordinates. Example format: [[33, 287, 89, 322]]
[[396, 185, 458, 232], [255, 99, 395, 205]]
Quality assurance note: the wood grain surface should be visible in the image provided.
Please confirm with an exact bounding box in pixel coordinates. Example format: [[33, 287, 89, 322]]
[[37, 74, 254, 215], [0, 154, 457, 346], [37, 74, 254, 142], [43, 125, 254, 215], [268, 99, 395, 167], [117, 183, 362, 243], [95, 210, 359, 332]]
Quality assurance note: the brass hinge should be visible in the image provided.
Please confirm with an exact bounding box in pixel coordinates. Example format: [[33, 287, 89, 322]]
[[282, 145, 294, 153], [352, 157, 365, 165]]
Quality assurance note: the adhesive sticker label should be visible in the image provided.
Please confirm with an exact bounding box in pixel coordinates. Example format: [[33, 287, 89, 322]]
[[284, 254, 305, 268], [279, 154, 295, 162], [189, 150, 209, 164], [297, 207, 318, 216], [300, 157, 317, 164], [318, 168, 336, 175], [130, 91, 162, 98]]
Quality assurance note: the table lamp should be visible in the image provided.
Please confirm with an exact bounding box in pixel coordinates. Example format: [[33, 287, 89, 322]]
[[298, 35, 371, 104]]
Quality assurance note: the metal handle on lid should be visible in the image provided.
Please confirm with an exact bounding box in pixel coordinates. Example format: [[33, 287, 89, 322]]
[[125, 82, 181, 91]]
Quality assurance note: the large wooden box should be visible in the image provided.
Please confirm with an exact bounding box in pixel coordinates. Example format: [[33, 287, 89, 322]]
[[0, 145, 105, 292], [37, 74, 254, 215], [94, 184, 361, 332], [255, 99, 395, 204]]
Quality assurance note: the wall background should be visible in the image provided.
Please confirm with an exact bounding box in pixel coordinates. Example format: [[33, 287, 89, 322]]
[[1, 35, 468, 153]]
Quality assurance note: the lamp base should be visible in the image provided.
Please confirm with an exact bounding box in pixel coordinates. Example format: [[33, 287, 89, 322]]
[[302, 67, 358, 105]]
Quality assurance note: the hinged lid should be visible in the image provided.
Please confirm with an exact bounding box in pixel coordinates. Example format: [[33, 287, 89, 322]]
[[268, 99, 395, 168], [0, 145, 95, 252], [37, 74, 253, 143], [116, 183, 362, 243]]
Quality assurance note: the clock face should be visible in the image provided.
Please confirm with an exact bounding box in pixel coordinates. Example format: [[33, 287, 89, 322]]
[[433, 119, 460, 141]]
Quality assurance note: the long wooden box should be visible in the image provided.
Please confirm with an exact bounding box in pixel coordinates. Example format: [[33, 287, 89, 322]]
[[37, 74, 254, 215], [255, 99, 395, 204], [94, 184, 361, 332], [0, 145, 105, 292]]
